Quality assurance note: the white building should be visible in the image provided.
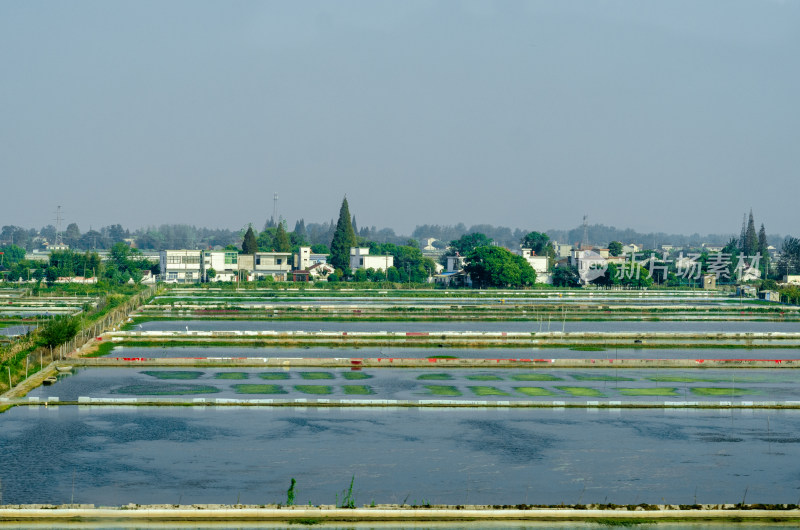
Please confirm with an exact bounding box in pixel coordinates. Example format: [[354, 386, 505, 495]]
[[445, 255, 466, 273], [202, 251, 239, 282], [160, 250, 203, 283], [551, 241, 573, 259], [784, 275, 800, 286], [350, 248, 394, 271], [253, 252, 292, 280], [520, 249, 549, 274]]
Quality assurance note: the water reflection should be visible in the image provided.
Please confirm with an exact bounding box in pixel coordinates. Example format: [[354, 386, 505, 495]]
[[1, 407, 798, 507]]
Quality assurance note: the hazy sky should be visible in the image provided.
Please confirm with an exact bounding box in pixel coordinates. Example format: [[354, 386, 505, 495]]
[[1, 1, 798, 236]]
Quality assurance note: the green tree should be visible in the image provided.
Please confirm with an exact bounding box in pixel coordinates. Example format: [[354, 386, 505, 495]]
[[273, 221, 291, 253], [242, 226, 258, 254], [39, 315, 81, 348], [464, 246, 536, 288], [329, 197, 357, 271], [553, 266, 579, 287], [310, 244, 329, 254], [744, 210, 758, 256], [449, 233, 492, 255], [758, 223, 770, 278], [521, 232, 550, 254], [608, 241, 623, 257]]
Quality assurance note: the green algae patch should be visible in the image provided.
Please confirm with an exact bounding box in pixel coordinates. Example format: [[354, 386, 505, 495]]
[[466, 374, 503, 381], [572, 374, 636, 382], [215, 372, 248, 380], [618, 388, 679, 396], [295, 385, 333, 395], [342, 385, 374, 395], [114, 384, 219, 396], [232, 384, 286, 394], [511, 373, 562, 382], [555, 386, 606, 397], [342, 372, 372, 380], [417, 373, 453, 380], [569, 345, 606, 351], [141, 371, 204, 380], [514, 387, 557, 397], [690, 387, 760, 397], [299, 372, 335, 380], [259, 372, 291, 380], [423, 385, 462, 396], [468, 386, 511, 396]]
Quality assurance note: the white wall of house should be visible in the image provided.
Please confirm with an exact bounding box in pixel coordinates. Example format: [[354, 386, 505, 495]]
[[520, 249, 549, 274], [160, 250, 203, 283], [254, 252, 291, 280], [202, 251, 239, 282], [350, 248, 393, 271]]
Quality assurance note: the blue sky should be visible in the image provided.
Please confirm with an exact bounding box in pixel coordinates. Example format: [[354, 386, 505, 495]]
[[1, 1, 798, 236]]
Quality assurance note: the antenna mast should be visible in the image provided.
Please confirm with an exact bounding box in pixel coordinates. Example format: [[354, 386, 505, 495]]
[[273, 193, 279, 225], [54, 206, 64, 246], [582, 214, 589, 248]]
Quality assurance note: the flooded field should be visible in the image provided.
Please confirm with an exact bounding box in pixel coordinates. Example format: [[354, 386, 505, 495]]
[[1, 406, 798, 506], [134, 319, 800, 334], [25, 367, 800, 403], [102, 344, 800, 360]]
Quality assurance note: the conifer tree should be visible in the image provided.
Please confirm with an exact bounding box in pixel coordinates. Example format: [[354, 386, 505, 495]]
[[758, 223, 770, 277], [330, 197, 356, 271], [744, 210, 758, 256], [274, 221, 291, 252], [242, 226, 258, 254]]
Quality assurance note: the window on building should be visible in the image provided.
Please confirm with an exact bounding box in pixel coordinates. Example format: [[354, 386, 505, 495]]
[[225, 252, 238, 265], [276, 259, 282, 265]]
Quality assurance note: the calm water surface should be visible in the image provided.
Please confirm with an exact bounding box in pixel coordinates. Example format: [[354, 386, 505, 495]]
[[26, 367, 800, 403], [105, 345, 800, 360], [1, 407, 798, 507], [136, 320, 800, 334]]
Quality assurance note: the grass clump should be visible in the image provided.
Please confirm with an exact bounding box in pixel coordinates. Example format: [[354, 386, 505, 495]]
[[618, 388, 679, 396], [466, 374, 503, 381], [417, 373, 453, 380], [294, 385, 333, 395], [342, 385, 374, 395], [299, 372, 335, 380], [259, 372, 291, 380], [342, 372, 372, 380], [690, 387, 759, 397], [423, 385, 462, 396], [468, 386, 511, 396], [569, 345, 606, 352], [141, 371, 204, 380], [511, 373, 562, 381], [114, 384, 219, 396], [215, 372, 248, 380], [572, 374, 636, 382], [554, 386, 605, 397], [514, 387, 557, 397], [233, 384, 287, 394]]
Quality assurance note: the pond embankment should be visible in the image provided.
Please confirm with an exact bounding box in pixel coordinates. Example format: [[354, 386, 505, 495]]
[[2, 504, 800, 523]]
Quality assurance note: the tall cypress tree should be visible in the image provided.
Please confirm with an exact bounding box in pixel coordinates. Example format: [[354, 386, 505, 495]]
[[330, 198, 356, 271], [758, 223, 770, 277], [744, 210, 758, 256], [274, 221, 291, 252], [242, 226, 258, 254]]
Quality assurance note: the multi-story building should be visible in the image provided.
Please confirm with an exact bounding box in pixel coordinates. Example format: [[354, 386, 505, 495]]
[[253, 252, 292, 280], [160, 250, 202, 283], [350, 247, 393, 271]]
